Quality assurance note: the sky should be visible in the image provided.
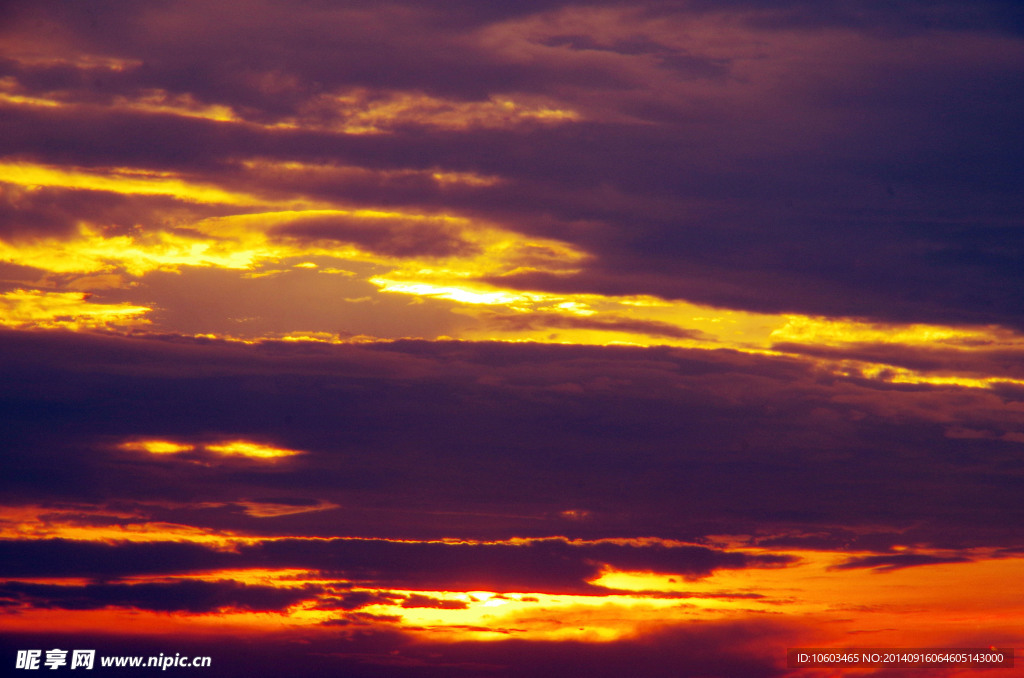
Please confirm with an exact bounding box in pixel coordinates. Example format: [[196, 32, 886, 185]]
[[1, 0, 1023, 675]]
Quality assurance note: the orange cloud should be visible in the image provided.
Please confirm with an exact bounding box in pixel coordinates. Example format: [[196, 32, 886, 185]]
[[118, 437, 303, 461], [205, 440, 303, 460], [0, 289, 150, 330], [119, 440, 195, 455]]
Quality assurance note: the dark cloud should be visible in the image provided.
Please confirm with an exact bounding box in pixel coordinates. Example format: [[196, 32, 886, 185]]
[[538, 34, 731, 78], [270, 214, 478, 258], [0, 536, 789, 595], [830, 553, 973, 572], [320, 611, 403, 627], [235, 538, 792, 593], [0, 184, 97, 239], [316, 590, 403, 611], [0, 539, 230, 579], [400, 594, 469, 610], [0, 104, 266, 171], [0, 0, 630, 112], [0, 579, 319, 613], [686, 0, 1024, 36], [3, 329, 1024, 549], [772, 341, 1024, 382], [479, 311, 707, 340], [0, 183, 229, 240], [3, 0, 1023, 330]]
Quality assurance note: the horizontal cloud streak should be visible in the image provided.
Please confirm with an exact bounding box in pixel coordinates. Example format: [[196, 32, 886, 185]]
[[0, 580, 318, 613], [0, 537, 792, 594], [2, 330, 1023, 549]]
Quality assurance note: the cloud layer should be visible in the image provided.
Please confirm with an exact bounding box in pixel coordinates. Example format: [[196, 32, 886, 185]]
[[3, 330, 1023, 549], [3, 1, 1023, 674], [2, 0, 1023, 332]]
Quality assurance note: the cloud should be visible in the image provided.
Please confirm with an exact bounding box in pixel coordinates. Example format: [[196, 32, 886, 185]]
[[400, 594, 469, 610], [0, 184, 119, 239], [3, 0, 1023, 332], [830, 553, 973, 572], [0, 535, 792, 595], [0, 539, 230, 579], [271, 214, 478, 258], [686, 0, 1024, 36], [479, 310, 707, 340], [0, 289, 150, 330], [234, 539, 793, 593], [2, 1, 1023, 671], [0, 579, 319, 613], [317, 590, 403, 611], [2, 329, 1024, 550]]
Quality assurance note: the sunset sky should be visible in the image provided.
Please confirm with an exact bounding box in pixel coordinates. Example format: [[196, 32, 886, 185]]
[[2, 1, 1023, 676]]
